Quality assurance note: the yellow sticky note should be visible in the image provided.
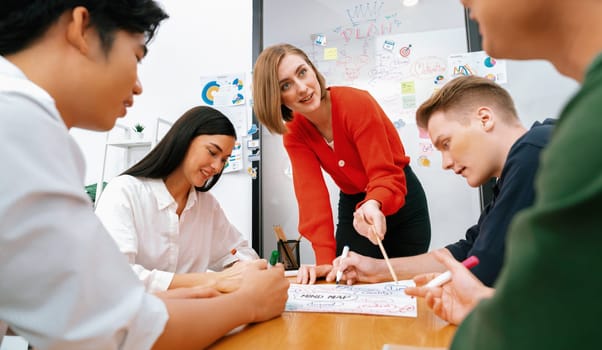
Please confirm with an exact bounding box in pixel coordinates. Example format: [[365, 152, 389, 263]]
[[324, 47, 338, 60], [401, 81, 415, 94]]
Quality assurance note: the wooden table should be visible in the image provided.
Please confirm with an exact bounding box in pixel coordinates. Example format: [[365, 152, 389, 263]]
[[208, 285, 456, 349]]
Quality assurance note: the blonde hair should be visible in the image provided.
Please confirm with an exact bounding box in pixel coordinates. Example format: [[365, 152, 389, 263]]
[[416, 75, 518, 129], [252, 43, 327, 134]]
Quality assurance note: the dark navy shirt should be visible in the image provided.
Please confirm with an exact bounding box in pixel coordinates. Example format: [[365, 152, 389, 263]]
[[445, 119, 555, 287]]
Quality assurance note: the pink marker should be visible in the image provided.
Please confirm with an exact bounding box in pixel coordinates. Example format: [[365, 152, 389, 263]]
[[425, 255, 480, 288]]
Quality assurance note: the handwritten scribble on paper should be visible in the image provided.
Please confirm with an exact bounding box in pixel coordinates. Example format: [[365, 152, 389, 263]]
[[285, 281, 417, 318]]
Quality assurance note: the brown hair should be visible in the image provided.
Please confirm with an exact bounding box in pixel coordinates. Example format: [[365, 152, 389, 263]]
[[416, 75, 518, 129], [252, 43, 327, 134]]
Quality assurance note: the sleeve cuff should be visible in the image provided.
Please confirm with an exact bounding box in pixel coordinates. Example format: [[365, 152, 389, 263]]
[[444, 245, 465, 261], [313, 244, 337, 265], [148, 271, 174, 293], [121, 293, 169, 350]]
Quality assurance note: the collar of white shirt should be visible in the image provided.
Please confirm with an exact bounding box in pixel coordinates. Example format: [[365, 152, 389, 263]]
[[146, 177, 198, 212], [0, 56, 54, 105]]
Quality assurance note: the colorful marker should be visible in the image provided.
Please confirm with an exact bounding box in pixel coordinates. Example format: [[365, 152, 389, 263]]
[[425, 255, 480, 288], [335, 245, 350, 285], [269, 250, 279, 268]]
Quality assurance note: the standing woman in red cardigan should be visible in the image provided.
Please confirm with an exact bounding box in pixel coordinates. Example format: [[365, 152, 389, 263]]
[[253, 43, 431, 283]]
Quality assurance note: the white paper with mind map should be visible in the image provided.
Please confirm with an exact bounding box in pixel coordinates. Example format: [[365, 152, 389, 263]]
[[285, 280, 417, 318]]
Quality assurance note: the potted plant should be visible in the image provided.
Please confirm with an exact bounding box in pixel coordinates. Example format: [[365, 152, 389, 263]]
[[132, 123, 145, 139]]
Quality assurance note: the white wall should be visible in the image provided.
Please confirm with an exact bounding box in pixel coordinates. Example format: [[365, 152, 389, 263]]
[[504, 59, 578, 124], [70, 0, 255, 241]]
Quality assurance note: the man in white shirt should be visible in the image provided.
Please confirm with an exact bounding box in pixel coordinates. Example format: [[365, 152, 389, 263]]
[[0, 2, 289, 349]]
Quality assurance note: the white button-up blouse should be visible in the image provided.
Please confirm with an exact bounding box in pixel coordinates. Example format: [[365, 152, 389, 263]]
[[95, 175, 258, 292]]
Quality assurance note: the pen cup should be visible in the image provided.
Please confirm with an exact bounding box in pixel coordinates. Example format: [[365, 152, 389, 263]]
[[277, 239, 300, 270]]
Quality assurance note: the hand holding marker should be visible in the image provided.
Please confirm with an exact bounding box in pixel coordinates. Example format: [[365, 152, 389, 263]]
[[335, 245, 350, 285], [425, 255, 480, 288]]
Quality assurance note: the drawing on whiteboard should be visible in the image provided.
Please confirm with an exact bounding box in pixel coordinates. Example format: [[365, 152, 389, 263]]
[[285, 280, 417, 318], [399, 44, 412, 57], [383, 39, 395, 51], [345, 1, 383, 26], [364, 28, 467, 124]]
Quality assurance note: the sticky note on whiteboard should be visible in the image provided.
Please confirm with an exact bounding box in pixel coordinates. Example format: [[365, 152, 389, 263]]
[[324, 47, 338, 60], [401, 81, 416, 94], [402, 95, 416, 109]]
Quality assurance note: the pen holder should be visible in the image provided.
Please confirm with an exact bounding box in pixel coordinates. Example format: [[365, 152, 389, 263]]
[[277, 239, 300, 270]]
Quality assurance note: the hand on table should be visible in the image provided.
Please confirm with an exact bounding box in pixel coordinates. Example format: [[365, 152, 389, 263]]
[[214, 259, 267, 293], [404, 250, 494, 325], [296, 264, 333, 284]]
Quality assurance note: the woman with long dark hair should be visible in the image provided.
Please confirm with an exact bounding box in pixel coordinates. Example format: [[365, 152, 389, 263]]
[[96, 106, 259, 292]]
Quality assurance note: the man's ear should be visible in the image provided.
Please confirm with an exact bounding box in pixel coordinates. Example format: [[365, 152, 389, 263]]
[[477, 106, 495, 131], [65, 7, 92, 55]]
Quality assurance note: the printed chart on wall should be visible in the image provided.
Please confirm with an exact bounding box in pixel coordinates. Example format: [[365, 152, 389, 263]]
[[199, 73, 250, 173], [222, 140, 243, 174], [215, 105, 247, 174], [448, 50, 507, 84], [286, 280, 417, 318], [200, 74, 246, 107]]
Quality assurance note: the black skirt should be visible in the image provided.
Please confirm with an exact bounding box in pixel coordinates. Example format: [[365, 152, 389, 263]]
[[335, 165, 431, 258]]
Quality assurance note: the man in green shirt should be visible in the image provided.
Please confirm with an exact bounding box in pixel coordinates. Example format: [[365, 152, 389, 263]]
[[406, 1, 602, 348]]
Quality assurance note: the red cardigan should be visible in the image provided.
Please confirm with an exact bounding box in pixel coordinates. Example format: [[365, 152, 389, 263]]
[[283, 86, 410, 264]]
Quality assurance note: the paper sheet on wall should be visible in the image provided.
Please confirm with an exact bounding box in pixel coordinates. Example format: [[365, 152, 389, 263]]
[[212, 104, 248, 174], [199, 74, 246, 107], [223, 142, 242, 173], [448, 50, 508, 84], [285, 280, 417, 317]]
